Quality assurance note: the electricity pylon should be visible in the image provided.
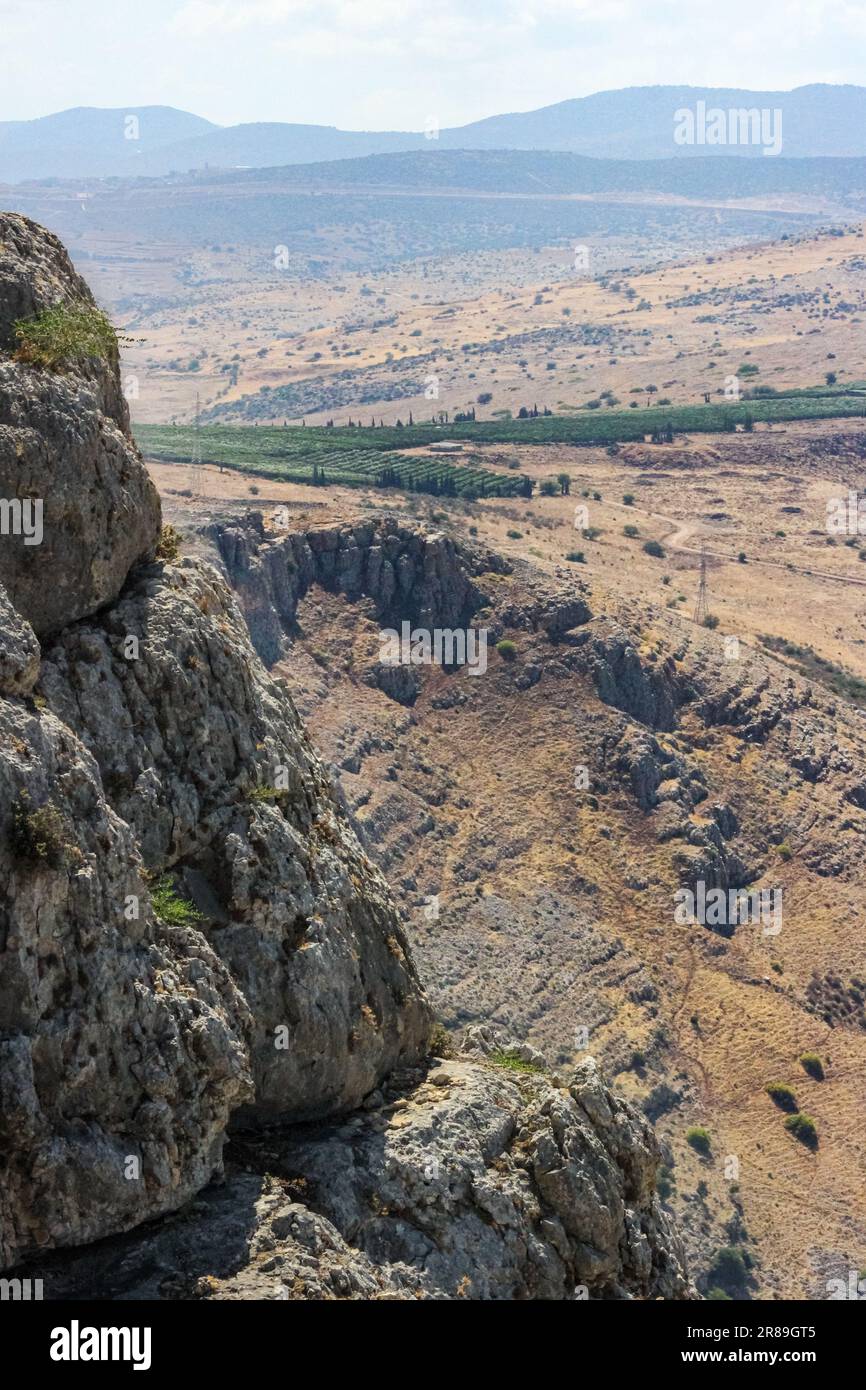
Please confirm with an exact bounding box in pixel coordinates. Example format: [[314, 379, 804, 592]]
[[694, 543, 709, 626]]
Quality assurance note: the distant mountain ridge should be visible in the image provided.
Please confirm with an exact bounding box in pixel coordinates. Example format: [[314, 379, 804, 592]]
[[4, 85, 866, 183], [0, 106, 216, 182]]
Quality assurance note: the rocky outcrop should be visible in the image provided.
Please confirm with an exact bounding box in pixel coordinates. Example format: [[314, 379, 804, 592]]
[[26, 1047, 693, 1302], [0, 212, 160, 635], [0, 688, 253, 1269], [580, 624, 684, 730], [0, 582, 39, 696], [208, 511, 510, 665], [223, 1049, 692, 1300], [40, 558, 432, 1123]]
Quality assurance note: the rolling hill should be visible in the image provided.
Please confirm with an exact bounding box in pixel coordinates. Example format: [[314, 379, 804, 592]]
[[6, 84, 866, 183]]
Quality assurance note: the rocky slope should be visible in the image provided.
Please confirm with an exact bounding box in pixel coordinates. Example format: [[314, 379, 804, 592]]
[[0, 212, 691, 1298], [194, 497, 866, 1299], [29, 1038, 689, 1301]]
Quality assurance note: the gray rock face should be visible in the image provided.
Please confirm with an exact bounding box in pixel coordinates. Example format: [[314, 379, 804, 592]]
[[208, 512, 510, 665], [40, 557, 433, 1122], [233, 1051, 692, 1299], [583, 625, 682, 730], [0, 692, 252, 1270], [0, 213, 160, 634], [0, 582, 39, 695], [24, 1052, 693, 1302], [0, 212, 128, 429]]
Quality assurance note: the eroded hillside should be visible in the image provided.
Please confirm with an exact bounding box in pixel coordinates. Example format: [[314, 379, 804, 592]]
[[193, 498, 866, 1300]]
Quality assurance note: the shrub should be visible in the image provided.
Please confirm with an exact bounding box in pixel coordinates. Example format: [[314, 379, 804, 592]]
[[643, 539, 665, 558], [799, 1053, 825, 1081], [784, 1112, 818, 1149], [656, 1165, 674, 1201], [706, 1246, 749, 1297], [539, 479, 558, 496], [9, 790, 79, 868], [686, 1125, 711, 1156], [489, 1048, 543, 1075], [507, 529, 523, 540], [150, 876, 204, 928], [247, 784, 289, 806], [496, 639, 517, 661], [765, 1082, 798, 1113], [623, 493, 635, 506], [566, 550, 586, 563], [14, 302, 119, 370], [777, 841, 793, 861], [623, 524, 639, 538], [155, 524, 181, 562], [429, 1022, 454, 1058], [703, 614, 720, 629]]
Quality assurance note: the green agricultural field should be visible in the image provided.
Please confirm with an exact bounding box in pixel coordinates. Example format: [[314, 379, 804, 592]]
[[136, 424, 532, 498], [136, 386, 866, 498]]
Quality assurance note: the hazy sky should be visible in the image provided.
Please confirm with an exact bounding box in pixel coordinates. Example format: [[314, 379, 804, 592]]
[[2, 0, 864, 128]]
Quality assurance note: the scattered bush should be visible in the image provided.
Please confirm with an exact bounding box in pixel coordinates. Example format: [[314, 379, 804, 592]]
[[784, 1112, 818, 1150], [799, 1053, 825, 1081], [429, 1022, 454, 1059], [705, 1246, 750, 1298], [765, 1082, 798, 1113], [643, 539, 665, 558], [686, 1125, 712, 1156], [657, 1165, 674, 1201], [703, 614, 720, 629], [623, 524, 639, 538], [247, 784, 289, 806], [566, 550, 586, 563], [496, 639, 517, 661]]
